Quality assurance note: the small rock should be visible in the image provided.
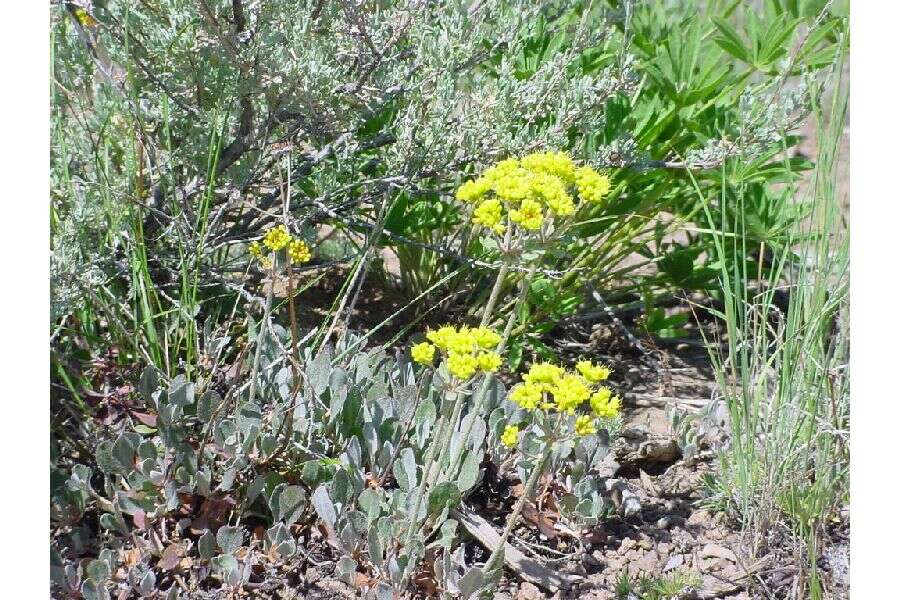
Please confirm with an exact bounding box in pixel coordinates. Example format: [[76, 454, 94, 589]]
[[687, 509, 712, 527], [619, 537, 636, 554], [663, 554, 685, 572], [637, 538, 653, 551], [625, 549, 642, 563], [634, 550, 660, 574], [584, 551, 604, 568], [699, 557, 727, 572], [516, 582, 544, 600], [656, 516, 685, 530], [658, 542, 671, 556], [700, 543, 738, 563]]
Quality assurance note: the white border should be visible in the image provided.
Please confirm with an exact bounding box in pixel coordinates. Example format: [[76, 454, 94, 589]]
[[0, 1, 51, 594], [851, 2, 900, 598]]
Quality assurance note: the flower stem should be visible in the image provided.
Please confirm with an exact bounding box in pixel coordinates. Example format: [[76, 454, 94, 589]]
[[483, 438, 552, 575], [444, 263, 538, 479]]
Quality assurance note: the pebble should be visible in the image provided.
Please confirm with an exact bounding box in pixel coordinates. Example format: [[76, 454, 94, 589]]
[[663, 554, 684, 572], [618, 537, 635, 554], [516, 582, 544, 600], [700, 542, 738, 562], [633, 550, 660, 574], [687, 509, 711, 527]]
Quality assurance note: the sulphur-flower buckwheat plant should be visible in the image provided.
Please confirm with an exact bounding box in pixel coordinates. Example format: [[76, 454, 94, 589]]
[[482, 356, 623, 578]]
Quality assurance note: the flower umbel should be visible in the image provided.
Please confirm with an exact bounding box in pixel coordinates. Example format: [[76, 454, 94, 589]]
[[501, 424, 520, 448], [447, 351, 479, 380], [574, 415, 597, 436], [288, 239, 312, 264], [575, 360, 612, 383], [453, 151, 615, 239], [411, 342, 436, 365], [263, 224, 292, 251]]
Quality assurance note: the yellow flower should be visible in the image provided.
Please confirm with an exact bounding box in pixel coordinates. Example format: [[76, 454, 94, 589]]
[[509, 198, 544, 230], [590, 387, 621, 419], [574, 415, 597, 436], [509, 382, 543, 410], [456, 177, 492, 203], [501, 424, 519, 448], [411, 342, 436, 365], [521, 151, 576, 184], [491, 171, 532, 203], [482, 158, 522, 185], [575, 360, 612, 383], [263, 224, 292, 251], [447, 351, 478, 380], [524, 362, 564, 386], [446, 327, 477, 355], [477, 351, 502, 373], [550, 373, 591, 414], [574, 166, 611, 204], [472, 327, 502, 349], [288, 239, 312, 264], [248, 240, 264, 259], [472, 198, 506, 235], [426, 325, 456, 350], [529, 172, 575, 216]]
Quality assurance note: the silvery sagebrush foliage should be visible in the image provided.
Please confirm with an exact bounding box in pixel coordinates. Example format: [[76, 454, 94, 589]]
[[50, 0, 638, 320]]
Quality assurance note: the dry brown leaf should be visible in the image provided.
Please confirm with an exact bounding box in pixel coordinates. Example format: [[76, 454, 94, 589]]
[[521, 502, 558, 540], [158, 542, 187, 571]]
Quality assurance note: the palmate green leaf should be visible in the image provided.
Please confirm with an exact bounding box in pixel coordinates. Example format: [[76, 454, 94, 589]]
[[712, 16, 749, 63]]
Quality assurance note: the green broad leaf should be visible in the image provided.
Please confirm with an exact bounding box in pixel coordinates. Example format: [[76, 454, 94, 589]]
[[393, 447, 416, 493], [457, 451, 481, 493], [198, 531, 216, 560], [312, 485, 337, 528], [215, 525, 243, 554], [427, 482, 461, 518]]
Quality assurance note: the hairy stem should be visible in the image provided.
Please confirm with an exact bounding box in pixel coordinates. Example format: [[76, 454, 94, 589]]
[[483, 437, 553, 575], [444, 263, 538, 479]]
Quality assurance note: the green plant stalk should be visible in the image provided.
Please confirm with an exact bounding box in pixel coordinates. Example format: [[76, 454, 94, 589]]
[[483, 435, 554, 575], [426, 255, 514, 486], [402, 410, 451, 549], [403, 248, 517, 550], [245, 259, 277, 412], [443, 262, 538, 481]]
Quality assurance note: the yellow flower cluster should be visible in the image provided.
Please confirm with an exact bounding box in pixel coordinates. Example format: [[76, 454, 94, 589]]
[[472, 198, 506, 235], [288, 239, 312, 264], [455, 151, 611, 237], [575, 360, 612, 383], [508, 359, 621, 437], [411, 341, 436, 365], [411, 325, 504, 381], [574, 415, 597, 436], [589, 386, 622, 419], [251, 225, 314, 266], [263, 224, 292, 252], [574, 166, 612, 204], [501, 424, 519, 448]]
